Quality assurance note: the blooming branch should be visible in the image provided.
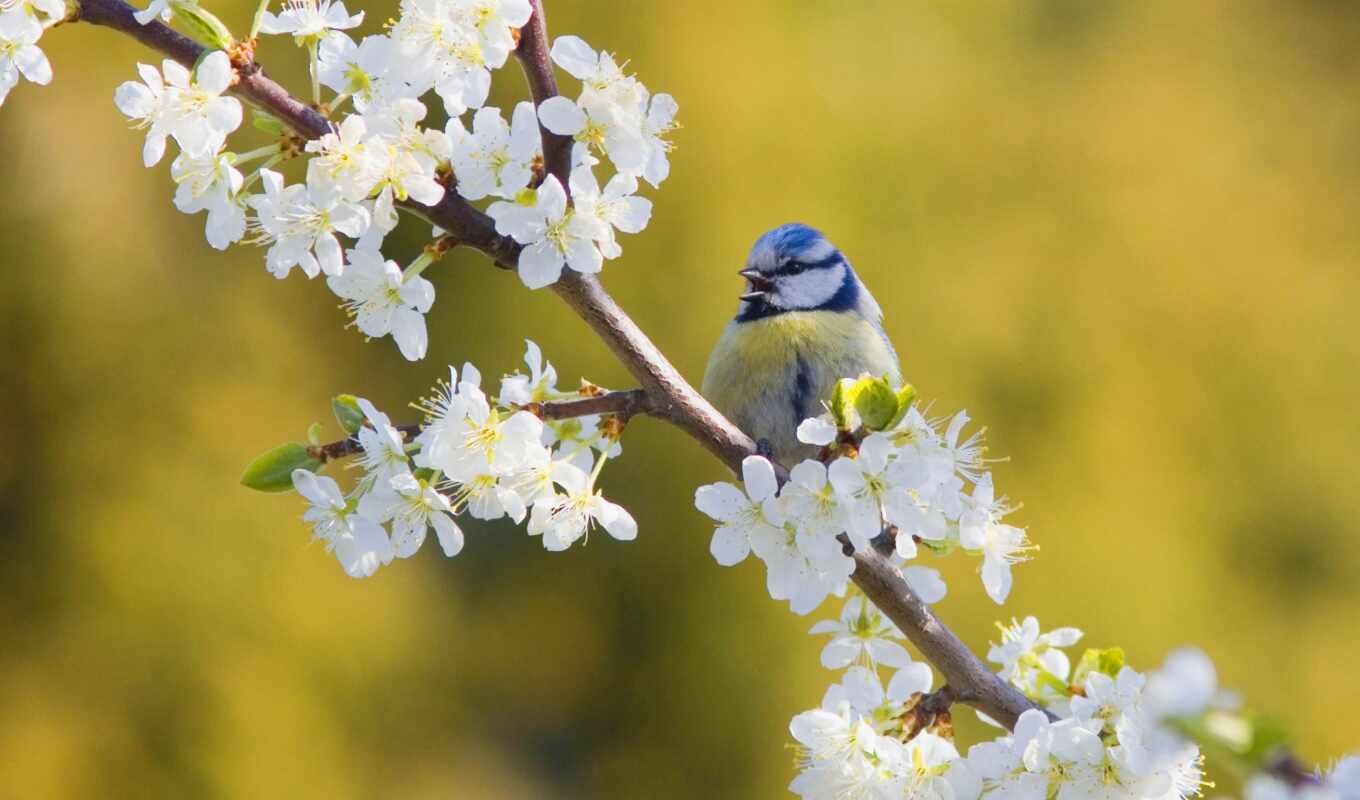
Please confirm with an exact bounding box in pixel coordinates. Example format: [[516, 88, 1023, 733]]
[[70, 0, 1038, 732], [18, 0, 1346, 793]]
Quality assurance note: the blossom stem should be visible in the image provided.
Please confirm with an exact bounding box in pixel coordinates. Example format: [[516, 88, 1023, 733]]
[[307, 38, 320, 106], [233, 142, 282, 164], [239, 153, 284, 193], [247, 0, 269, 40], [325, 92, 351, 116], [402, 252, 436, 282]]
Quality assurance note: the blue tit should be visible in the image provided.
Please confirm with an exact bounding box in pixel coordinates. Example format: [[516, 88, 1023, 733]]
[[702, 223, 902, 465]]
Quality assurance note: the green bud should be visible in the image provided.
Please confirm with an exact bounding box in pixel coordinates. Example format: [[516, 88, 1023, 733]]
[[829, 378, 856, 429], [1240, 713, 1293, 764], [1072, 646, 1126, 686], [853, 376, 899, 431], [252, 112, 286, 136], [887, 383, 918, 428], [331, 394, 365, 435], [172, 1, 234, 49], [240, 442, 324, 493], [306, 422, 324, 446]]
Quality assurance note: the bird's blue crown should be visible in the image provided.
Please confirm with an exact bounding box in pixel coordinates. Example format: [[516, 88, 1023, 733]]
[[737, 223, 861, 321]]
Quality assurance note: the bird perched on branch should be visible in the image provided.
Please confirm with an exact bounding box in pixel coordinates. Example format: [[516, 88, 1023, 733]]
[[702, 223, 902, 464]]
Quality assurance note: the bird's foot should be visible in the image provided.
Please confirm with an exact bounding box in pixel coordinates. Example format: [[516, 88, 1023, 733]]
[[756, 438, 776, 460]]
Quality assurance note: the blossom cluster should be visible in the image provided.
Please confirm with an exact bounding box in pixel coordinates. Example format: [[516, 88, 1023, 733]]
[[789, 609, 1360, 800], [695, 390, 1028, 615], [102, 0, 675, 358], [0, 0, 60, 106], [789, 594, 965, 798], [289, 341, 637, 578]]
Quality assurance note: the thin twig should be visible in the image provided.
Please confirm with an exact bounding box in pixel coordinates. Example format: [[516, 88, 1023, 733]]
[[525, 389, 651, 421]]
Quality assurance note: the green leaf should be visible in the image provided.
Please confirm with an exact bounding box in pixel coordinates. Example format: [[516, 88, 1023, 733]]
[[1241, 713, 1293, 764], [331, 394, 365, 435], [853, 376, 899, 431], [252, 112, 286, 136], [1072, 646, 1126, 686], [173, 4, 235, 49], [829, 379, 855, 429], [887, 383, 918, 429], [240, 442, 324, 493], [306, 422, 324, 446]]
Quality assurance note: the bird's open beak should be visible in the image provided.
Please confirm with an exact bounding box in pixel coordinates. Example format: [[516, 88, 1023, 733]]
[[738, 268, 774, 302]]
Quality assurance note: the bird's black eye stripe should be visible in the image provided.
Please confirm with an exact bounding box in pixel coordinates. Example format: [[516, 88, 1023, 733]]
[[774, 251, 843, 277]]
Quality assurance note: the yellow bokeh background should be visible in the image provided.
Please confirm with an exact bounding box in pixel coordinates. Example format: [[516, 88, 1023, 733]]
[[2, 0, 1358, 796]]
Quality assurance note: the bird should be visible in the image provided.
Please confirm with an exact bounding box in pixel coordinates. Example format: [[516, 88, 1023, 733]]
[[701, 223, 902, 465]]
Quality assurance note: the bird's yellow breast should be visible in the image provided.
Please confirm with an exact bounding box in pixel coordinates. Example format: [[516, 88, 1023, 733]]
[[701, 310, 900, 462]]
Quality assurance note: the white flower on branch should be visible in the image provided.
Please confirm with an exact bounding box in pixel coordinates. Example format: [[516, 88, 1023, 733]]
[[258, 0, 362, 44], [827, 432, 917, 550], [776, 460, 848, 563], [413, 363, 546, 482], [527, 461, 636, 551], [317, 33, 414, 113], [694, 455, 783, 568], [114, 51, 241, 166], [354, 397, 412, 483], [808, 595, 912, 670], [357, 472, 463, 558], [542, 35, 677, 186], [388, 0, 529, 117], [305, 114, 379, 203], [959, 474, 1032, 604], [446, 102, 540, 201], [487, 173, 604, 289], [326, 248, 434, 361], [292, 468, 393, 579], [987, 616, 1082, 702], [0, 13, 52, 108], [497, 339, 558, 406], [248, 168, 370, 278], [568, 166, 652, 259], [170, 148, 245, 250], [357, 100, 449, 206]]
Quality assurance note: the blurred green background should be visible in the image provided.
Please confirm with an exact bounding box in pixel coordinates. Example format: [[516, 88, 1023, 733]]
[[2, 0, 1359, 796]]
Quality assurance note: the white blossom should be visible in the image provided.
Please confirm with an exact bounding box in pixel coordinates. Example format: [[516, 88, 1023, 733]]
[[114, 52, 241, 165], [354, 397, 412, 483], [808, 595, 912, 670], [259, 0, 362, 43], [776, 459, 847, 563], [357, 472, 462, 558], [0, 13, 51, 108], [326, 248, 434, 361], [487, 174, 603, 289], [959, 474, 1031, 603], [291, 468, 393, 578], [446, 102, 541, 201], [317, 33, 414, 112], [305, 114, 379, 203], [170, 148, 245, 250], [413, 365, 545, 482], [987, 616, 1082, 701], [694, 455, 783, 567], [248, 168, 369, 278], [526, 461, 636, 551], [568, 166, 651, 259], [497, 339, 559, 406]]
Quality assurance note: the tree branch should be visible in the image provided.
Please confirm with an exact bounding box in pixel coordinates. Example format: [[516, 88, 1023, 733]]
[[513, 0, 573, 188], [76, 0, 1040, 732], [526, 389, 651, 420], [311, 391, 650, 462]]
